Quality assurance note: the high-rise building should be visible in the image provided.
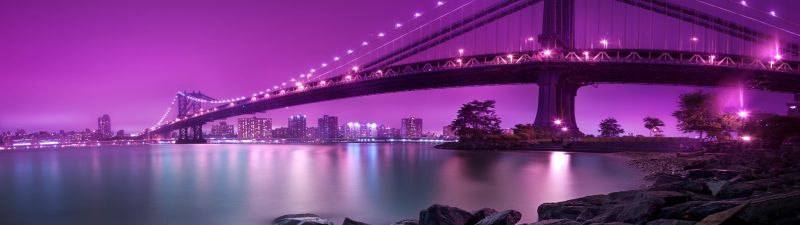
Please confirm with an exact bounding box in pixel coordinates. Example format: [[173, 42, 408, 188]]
[[238, 117, 271, 140], [317, 115, 339, 139], [789, 94, 800, 117], [211, 121, 236, 138], [364, 123, 378, 138], [344, 122, 362, 139], [272, 127, 288, 139], [97, 114, 112, 139], [288, 115, 307, 139], [400, 117, 423, 138]]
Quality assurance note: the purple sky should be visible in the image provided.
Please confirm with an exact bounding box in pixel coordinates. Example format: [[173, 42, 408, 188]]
[[1, 0, 798, 136]]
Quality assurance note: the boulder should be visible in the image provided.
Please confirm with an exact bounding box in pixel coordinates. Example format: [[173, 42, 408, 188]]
[[526, 219, 580, 225], [649, 180, 709, 194], [473, 210, 521, 225], [684, 201, 740, 220], [654, 201, 705, 220], [392, 219, 420, 225], [466, 208, 498, 225], [537, 195, 608, 221], [736, 190, 800, 225], [419, 204, 473, 225], [343, 217, 370, 225], [717, 179, 782, 199], [273, 214, 334, 225], [644, 219, 695, 225]]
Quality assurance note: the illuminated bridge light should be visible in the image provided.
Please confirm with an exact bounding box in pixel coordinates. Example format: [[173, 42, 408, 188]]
[[251, 97, 257, 101], [229, 103, 235, 106], [347, 49, 354, 54], [543, 49, 552, 56], [740, 1, 747, 6], [378, 33, 385, 37], [770, 11, 777, 17], [345, 75, 352, 80], [320, 80, 327, 85], [691, 37, 698, 42], [395, 23, 402, 28], [774, 54, 783, 60], [600, 39, 608, 48], [414, 12, 422, 18], [352, 66, 359, 72], [437, 1, 444, 6], [321, 63, 327, 67], [458, 48, 464, 56], [362, 41, 368, 46], [333, 57, 340, 61], [527, 37, 534, 41]]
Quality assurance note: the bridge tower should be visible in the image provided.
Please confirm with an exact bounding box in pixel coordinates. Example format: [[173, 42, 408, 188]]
[[534, 0, 581, 134], [176, 91, 207, 144]]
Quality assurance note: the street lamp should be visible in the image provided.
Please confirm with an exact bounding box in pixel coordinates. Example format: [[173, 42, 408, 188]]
[[741, 135, 752, 142], [554, 119, 562, 125], [737, 110, 749, 118]]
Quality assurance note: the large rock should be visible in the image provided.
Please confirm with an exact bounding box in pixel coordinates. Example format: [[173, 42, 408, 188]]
[[273, 214, 334, 225], [419, 204, 473, 225], [537, 195, 608, 221], [392, 219, 420, 225], [736, 190, 800, 225], [654, 201, 705, 220], [586, 200, 659, 224], [526, 219, 580, 225], [717, 179, 782, 199], [648, 180, 708, 195], [473, 210, 521, 225], [466, 208, 498, 225], [343, 217, 370, 225], [684, 201, 740, 220], [644, 219, 695, 225]]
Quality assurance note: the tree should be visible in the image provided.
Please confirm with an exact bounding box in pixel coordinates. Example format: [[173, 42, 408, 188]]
[[512, 124, 536, 141], [643, 117, 665, 137], [745, 115, 800, 150], [450, 100, 502, 142], [672, 91, 734, 141], [598, 117, 625, 137]]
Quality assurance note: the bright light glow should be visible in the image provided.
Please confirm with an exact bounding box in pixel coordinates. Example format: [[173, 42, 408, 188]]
[[395, 23, 403, 28], [347, 49, 354, 54], [310, 68, 316, 73], [600, 39, 608, 48], [561, 127, 568, 132], [295, 82, 303, 86], [437, 1, 445, 6], [554, 119, 562, 125], [738, 110, 749, 118], [320, 80, 327, 85], [691, 37, 698, 42], [321, 63, 327, 67], [378, 33, 385, 37], [507, 54, 513, 59], [352, 66, 359, 72], [414, 12, 422, 18], [582, 51, 589, 56], [774, 54, 783, 60], [741, 135, 752, 142], [345, 75, 352, 80], [361, 41, 368, 46], [456, 59, 462, 63], [290, 78, 296, 82], [458, 49, 464, 55], [543, 49, 552, 56], [282, 82, 286, 86], [790, 105, 797, 109], [740, 1, 747, 6], [333, 57, 340, 61], [527, 37, 534, 41], [770, 11, 777, 17]]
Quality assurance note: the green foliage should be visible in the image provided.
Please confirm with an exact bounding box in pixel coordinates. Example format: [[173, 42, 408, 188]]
[[745, 115, 800, 150], [512, 124, 536, 141], [672, 91, 737, 141], [450, 100, 502, 142], [598, 117, 625, 137], [643, 117, 665, 136]]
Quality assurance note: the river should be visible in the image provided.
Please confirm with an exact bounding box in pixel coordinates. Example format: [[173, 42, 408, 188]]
[[0, 143, 645, 225]]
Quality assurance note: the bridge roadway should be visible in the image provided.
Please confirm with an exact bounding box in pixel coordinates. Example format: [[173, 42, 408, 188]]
[[149, 49, 800, 136]]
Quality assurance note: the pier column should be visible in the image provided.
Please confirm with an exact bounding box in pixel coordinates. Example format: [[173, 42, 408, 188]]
[[534, 71, 581, 133], [538, 0, 575, 49]]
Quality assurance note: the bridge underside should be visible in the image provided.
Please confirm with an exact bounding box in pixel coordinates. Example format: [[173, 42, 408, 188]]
[[153, 59, 800, 136]]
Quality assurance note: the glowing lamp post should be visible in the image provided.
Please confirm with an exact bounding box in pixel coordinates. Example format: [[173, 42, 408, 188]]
[[554, 119, 562, 125], [600, 39, 608, 49]]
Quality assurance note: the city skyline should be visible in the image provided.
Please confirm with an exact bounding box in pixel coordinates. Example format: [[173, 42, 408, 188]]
[[1, 0, 799, 137]]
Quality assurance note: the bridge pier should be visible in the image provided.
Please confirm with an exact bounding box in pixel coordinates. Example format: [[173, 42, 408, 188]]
[[534, 71, 581, 134], [175, 91, 208, 144]]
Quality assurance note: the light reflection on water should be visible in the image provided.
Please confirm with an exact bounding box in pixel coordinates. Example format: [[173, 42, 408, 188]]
[[0, 143, 644, 225]]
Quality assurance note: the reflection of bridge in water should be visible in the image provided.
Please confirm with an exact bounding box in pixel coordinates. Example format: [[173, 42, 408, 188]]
[[139, 0, 800, 143]]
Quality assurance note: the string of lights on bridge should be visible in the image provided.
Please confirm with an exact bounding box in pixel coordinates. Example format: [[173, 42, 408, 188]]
[[139, 0, 800, 135]]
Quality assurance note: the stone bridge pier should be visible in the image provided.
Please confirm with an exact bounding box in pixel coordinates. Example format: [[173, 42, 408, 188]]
[[533, 71, 582, 134]]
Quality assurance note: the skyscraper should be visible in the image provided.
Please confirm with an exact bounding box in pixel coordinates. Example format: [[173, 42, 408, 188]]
[[97, 114, 112, 139], [288, 115, 307, 139], [344, 122, 362, 139], [237, 117, 271, 140], [211, 121, 236, 138], [317, 115, 339, 139], [400, 117, 423, 138]]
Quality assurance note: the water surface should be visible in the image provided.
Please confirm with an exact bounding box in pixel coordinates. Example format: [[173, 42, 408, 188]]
[[0, 143, 644, 225]]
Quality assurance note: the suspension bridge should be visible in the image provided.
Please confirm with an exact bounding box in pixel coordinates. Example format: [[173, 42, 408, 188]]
[[138, 0, 800, 143]]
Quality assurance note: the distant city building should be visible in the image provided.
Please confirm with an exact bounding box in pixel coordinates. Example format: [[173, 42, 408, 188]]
[[317, 115, 339, 139], [442, 125, 455, 138], [288, 115, 307, 139], [116, 130, 125, 138], [344, 122, 362, 139], [238, 117, 271, 140], [364, 123, 378, 138], [211, 121, 236, 138], [789, 94, 800, 117], [272, 127, 288, 139], [97, 114, 112, 139], [305, 127, 318, 139], [400, 117, 423, 138]]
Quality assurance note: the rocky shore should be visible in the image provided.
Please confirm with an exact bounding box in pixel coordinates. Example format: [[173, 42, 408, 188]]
[[273, 150, 800, 225]]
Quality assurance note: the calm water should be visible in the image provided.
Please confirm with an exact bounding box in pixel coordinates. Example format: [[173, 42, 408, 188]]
[[0, 143, 644, 225]]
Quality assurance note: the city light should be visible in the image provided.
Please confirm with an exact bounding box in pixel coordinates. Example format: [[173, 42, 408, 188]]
[[741, 135, 752, 142], [738, 110, 749, 118], [554, 119, 562, 125], [600, 39, 608, 48], [740, 1, 747, 6], [542, 49, 552, 56], [774, 54, 783, 60]]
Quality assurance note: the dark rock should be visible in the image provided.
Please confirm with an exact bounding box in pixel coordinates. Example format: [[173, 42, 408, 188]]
[[649, 181, 709, 195], [645, 219, 696, 225], [537, 195, 608, 221], [273, 214, 334, 225], [684, 201, 740, 220], [392, 219, 420, 225], [651, 174, 685, 186], [686, 170, 715, 180], [654, 201, 705, 220], [473, 210, 521, 225], [736, 190, 800, 225], [587, 223, 635, 225], [526, 219, 580, 225], [343, 217, 370, 225], [643, 191, 690, 207], [419, 204, 473, 225], [466, 208, 498, 225], [717, 179, 782, 199]]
